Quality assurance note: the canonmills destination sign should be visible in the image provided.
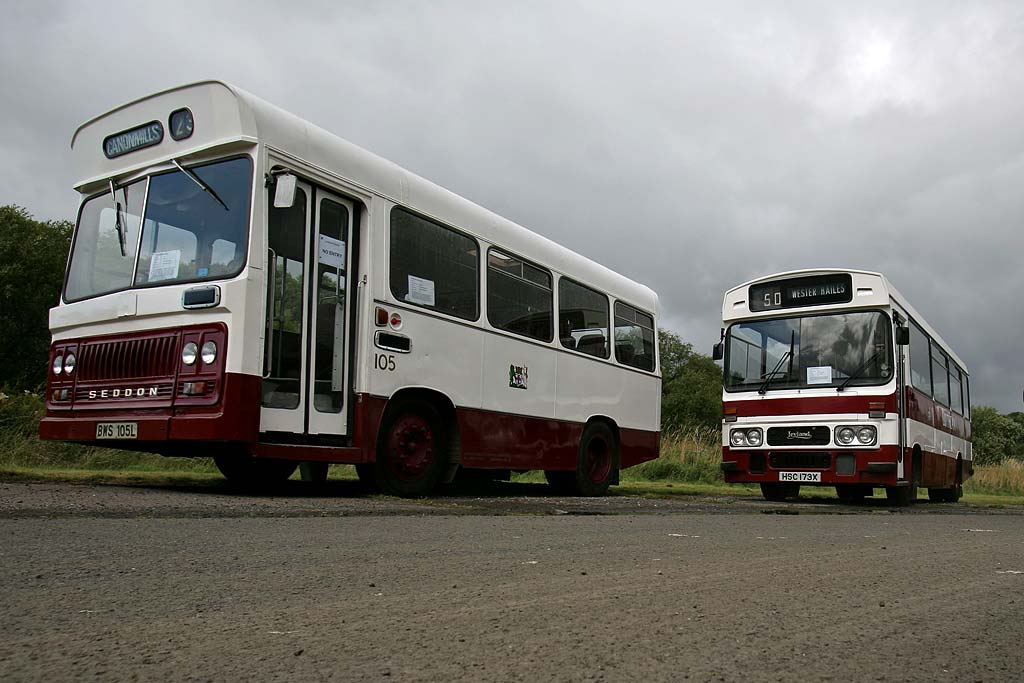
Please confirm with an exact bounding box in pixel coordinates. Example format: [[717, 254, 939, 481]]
[[749, 273, 853, 312], [103, 121, 164, 159]]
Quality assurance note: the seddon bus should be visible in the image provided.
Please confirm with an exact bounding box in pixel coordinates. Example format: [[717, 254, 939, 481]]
[[40, 81, 662, 497], [713, 269, 971, 505]]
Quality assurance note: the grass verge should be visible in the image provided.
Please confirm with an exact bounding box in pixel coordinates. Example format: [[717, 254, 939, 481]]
[[4, 393, 1024, 504]]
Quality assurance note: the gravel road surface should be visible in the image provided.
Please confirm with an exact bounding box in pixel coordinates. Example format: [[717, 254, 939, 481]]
[[2, 481, 1023, 682]]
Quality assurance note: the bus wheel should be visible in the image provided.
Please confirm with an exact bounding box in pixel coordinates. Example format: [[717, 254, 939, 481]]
[[545, 422, 618, 496], [760, 483, 799, 501], [214, 453, 297, 487], [928, 486, 962, 503], [355, 463, 378, 492], [835, 484, 869, 503], [887, 452, 920, 506], [577, 422, 619, 496], [373, 400, 446, 497]]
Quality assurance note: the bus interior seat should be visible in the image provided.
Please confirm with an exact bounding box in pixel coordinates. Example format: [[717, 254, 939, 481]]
[[577, 334, 606, 357], [615, 342, 634, 363]]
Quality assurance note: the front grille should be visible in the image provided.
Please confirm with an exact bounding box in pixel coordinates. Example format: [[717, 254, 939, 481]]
[[767, 426, 831, 446], [79, 334, 178, 380], [769, 452, 832, 469]]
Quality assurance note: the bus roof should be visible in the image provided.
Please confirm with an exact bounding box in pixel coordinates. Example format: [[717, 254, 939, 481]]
[[722, 268, 967, 373], [71, 80, 658, 316]]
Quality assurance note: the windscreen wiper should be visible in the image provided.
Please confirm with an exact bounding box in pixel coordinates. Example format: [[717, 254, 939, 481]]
[[836, 351, 880, 392], [758, 330, 795, 395], [172, 159, 229, 211], [108, 179, 127, 257]]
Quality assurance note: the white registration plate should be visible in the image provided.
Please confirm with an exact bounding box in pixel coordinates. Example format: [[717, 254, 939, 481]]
[[96, 422, 138, 440], [778, 471, 821, 483]]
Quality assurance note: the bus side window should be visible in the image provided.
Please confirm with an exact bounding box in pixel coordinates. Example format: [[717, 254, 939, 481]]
[[614, 302, 655, 372], [930, 343, 950, 406], [950, 365, 964, 415], [389, 207, 479, 321], [487, 249, 553, 342], [908, 321, 931, 394], [558, 278, 609, 358]]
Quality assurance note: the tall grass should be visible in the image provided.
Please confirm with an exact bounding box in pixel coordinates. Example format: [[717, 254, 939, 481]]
[[967, 460, 1024, 497], [628, 426, 723, 483]]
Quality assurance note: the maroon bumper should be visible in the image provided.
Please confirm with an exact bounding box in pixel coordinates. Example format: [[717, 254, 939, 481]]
[[40, 373, 260, 444], [721, 445, 902, 486]]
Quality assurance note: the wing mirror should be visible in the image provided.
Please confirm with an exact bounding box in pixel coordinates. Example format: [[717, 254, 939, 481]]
[[712, 342, 724, 361], [895, 326, 910, 346]]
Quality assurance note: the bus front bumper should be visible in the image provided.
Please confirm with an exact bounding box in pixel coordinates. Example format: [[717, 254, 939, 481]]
[[720, 445, 902, 486]]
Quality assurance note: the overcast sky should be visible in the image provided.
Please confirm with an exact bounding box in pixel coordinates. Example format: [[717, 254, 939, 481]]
[[1, 1, 1022, 411]]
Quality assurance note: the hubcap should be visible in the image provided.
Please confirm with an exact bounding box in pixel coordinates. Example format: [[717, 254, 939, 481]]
[[386, 414, 435, 482]]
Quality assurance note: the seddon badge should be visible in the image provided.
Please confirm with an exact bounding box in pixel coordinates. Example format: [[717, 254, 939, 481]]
[[87, 387, 160, 399]]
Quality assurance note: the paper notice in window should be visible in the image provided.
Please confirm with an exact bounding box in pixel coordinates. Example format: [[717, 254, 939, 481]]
[[148, 250, 181, 282], [318, 234, 345, 269], [407, 275, 435, 307], [807, 366, 833, 385]]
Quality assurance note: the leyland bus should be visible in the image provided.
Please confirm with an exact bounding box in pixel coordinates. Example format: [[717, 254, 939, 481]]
[[713, 269, 971, 505], [40, 81, 661, 496]]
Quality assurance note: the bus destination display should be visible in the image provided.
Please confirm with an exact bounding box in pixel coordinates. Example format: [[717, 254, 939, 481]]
[[749, 273, 853, 312]]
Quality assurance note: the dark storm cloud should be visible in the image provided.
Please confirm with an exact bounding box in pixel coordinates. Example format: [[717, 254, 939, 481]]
[[2, 1, 1022, 410]]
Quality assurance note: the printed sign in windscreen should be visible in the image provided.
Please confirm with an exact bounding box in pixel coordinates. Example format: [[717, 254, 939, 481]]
[[749, 273, 853, 312]]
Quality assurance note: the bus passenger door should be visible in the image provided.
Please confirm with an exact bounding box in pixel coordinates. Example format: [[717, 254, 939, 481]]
[[261, 182, 354, 437], [306, 191, 354, 435], [261, 180, 312, 434]]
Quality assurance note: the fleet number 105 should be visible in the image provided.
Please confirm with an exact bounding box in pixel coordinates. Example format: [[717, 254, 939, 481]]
[[374, 353, 396, 371]]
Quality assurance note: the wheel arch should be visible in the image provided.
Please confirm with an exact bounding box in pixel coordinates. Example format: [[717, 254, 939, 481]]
[[585, 413, 620, 446]]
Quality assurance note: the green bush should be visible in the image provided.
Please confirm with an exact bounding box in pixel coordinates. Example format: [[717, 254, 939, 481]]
[[0, 206, 73, 391], [972, 406, 1024, 465], [658, 329, 722, 432]]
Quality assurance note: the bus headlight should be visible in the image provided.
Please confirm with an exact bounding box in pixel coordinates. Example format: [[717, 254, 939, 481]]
[[856, 426, 877, 445], [746, 428, 763, 447], [52, 354, 64, 375], [182, 342, 198, 366], [200, 341, 217, 365], [835, 426, 856, 446], [63, 353, 76, 375], [730, 429, 747, 447]]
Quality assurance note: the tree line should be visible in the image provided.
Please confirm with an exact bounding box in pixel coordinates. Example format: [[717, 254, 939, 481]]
[[0, 203, 1018, 461]]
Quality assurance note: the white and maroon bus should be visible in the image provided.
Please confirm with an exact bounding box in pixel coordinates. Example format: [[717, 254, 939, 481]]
[[714, 269, 971, 505], [41, 81, 661, 496]]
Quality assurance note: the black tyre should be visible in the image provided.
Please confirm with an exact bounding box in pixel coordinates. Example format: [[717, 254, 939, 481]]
[[577, 421, 618, 496], [836, 484, 869, 503], [355, 463, 378, 492], [928, 485, 962, 503], [372, 399, 447, 497], [299, 462, 330, 484], [760, 482, 800, 501], [544, 469, 575, 495], [214, 452, 297, 487]]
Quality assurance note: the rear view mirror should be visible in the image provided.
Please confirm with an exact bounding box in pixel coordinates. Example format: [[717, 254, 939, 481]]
[[273, 173, 297, 208], [895, 326, 910, 346], [712, 342, 724, 361]]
